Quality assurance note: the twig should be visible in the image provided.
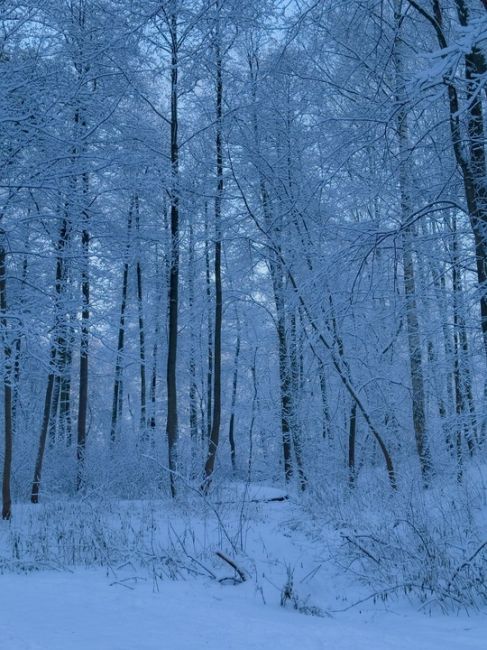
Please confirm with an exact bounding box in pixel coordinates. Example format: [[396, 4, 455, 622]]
[[215, 550, 247, 583], [342, 534, 380, 564], [447, 540, 487, 592]]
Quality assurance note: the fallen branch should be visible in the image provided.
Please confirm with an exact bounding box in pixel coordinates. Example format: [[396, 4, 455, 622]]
[[215, 550, 247, 583], [214, 495, 289, 505]]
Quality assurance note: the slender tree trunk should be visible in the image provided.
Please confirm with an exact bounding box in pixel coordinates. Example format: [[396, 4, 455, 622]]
[[247, 348, 258, 482], [204, 34, 224, 483], [0, 228, 12, 520], [165, 9, 180, 497], [31, 360, 55, 504], [48, 375, 61, 447], [11, 252, 27, 437], [149, 344, 157, 433], [289, 309, 307, 490], [134, 195, 147, 438], [188, 221, 198, 468], [421, 220, 455, 451], [318, 358, 331, 439], [451, 216, 477, 457], [49, 217, 71, 448], [248, 51, 294, 483], [59, 342, 73, 447], [273, 268, 293, 483], [148, 245, 163, 440], [76, 173, 90, 492], [394, 0, 433, 484], [204, 204, 213, 444], [228, 323, 240, 473], [348, 400, 357, 487], [110, 201, 133, 443], [31, 217, 70, 502]]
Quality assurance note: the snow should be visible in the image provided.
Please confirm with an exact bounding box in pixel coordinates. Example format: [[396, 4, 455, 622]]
[[1, 570, 486, 650], [1, 487, 487, 650]]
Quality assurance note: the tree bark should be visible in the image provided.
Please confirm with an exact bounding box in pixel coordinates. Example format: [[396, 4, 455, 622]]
[[32, 217, 71, 502], [0, 228, 12, 520], [228, 324, 240, 473], [110, 200, 133, 443], [408, 0, 487, 363], [165, 7, 180, 497], [204, 204, 213, 444], [204, 33, 224, 483], [394, 0, 433, 484], [348, 400, 357, 487], [76, 173, 90, 492], [318, 358, 331, 439], [188, 221, 198, 469], [134, 195, 147, 438]]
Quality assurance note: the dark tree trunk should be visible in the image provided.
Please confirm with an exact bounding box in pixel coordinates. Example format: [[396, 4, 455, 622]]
[[348, 401, 357, 487], [48, 375, 61, 448], [76, 174, 90, 492], [411, 0, 487, 363], [204, 36, 224, 483], [165, 9, 180, 497], [31, 366, 55, 504], [0, 230, 12, 520], [274, 276, 293, 484], [110, 201, 133, 443], [32, 218, 70, 502], [228, 327, 240, 473], [204, 205, 213, 444], [149, 256, 162, 440], [451, 216, 477, 458], [59, 345, 73, 447], [289, 309, 307, 491], [134, 195, 147, 438], [11, 253, 27, 437], [188, 221, 198, 468]]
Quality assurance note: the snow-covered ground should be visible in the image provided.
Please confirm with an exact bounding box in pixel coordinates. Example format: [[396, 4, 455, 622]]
[[1, 483, 487, 649], [2, 570, 486, 650]]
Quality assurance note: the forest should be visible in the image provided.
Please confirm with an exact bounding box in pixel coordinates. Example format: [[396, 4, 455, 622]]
[[1, 1, 487, 648]]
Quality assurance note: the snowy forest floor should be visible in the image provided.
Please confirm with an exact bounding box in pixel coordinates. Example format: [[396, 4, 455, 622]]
[[1, 482, 487, 649], [2, 569, 485, 650]]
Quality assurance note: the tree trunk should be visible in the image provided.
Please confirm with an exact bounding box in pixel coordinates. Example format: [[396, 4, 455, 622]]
[[204, 204, 213, 445], [410, 0, 487, 363], [273, 268, 293, 484], [188, 221, 198, 470], [394, 0, 432, 484], [31, 365, 55, 503], [348, 400, 357, 487], [289, 309, 307, 490], [204, 34, 224, 483], [48, 375, 61, 447], [32, 218, 70, 502], [11, 252, 28, 438], [76, 173, 90, 492], [110, 200, 133, 443], [228, 324, 240, 473], [135, 195, 147, 438], [165, 9, 180, 497], [0, 229, 12, 520], [318, 358, 331, 439], [59, 342, 73, 447], [450, 215, 477, 457]]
